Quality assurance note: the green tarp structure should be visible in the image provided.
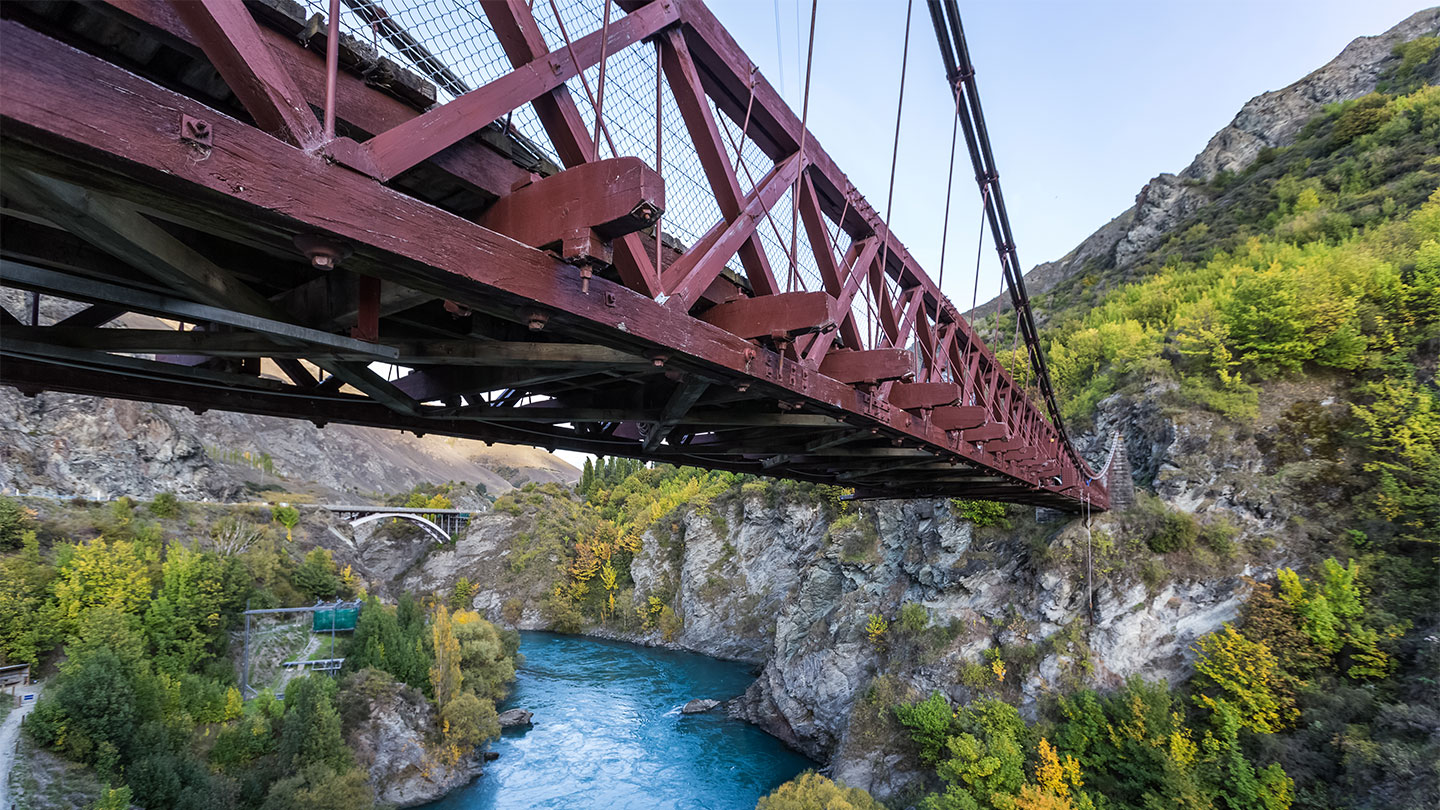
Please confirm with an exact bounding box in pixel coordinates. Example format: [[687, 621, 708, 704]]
[[312, 605, 358, 632]]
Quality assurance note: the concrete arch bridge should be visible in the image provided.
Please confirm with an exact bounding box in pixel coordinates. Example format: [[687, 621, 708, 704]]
[[323, 504, 477, 543]]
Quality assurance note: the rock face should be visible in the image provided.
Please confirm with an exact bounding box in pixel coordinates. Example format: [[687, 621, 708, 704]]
[[0, 384, 576, 502], [681, 699, 720, 714], [1183, 7, 1440, 182], [343, 676, 478, 808]]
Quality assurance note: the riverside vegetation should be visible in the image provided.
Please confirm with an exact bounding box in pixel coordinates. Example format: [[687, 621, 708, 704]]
[[0, 495, 517, 809]]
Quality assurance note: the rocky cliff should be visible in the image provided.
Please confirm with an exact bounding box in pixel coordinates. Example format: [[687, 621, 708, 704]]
[[340, 670, 479, 807], [387, 374, 1316, 800], [0, 386, 577, 504]]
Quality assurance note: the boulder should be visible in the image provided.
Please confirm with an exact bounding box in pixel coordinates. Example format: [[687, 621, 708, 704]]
[[681, 699, 720, 714], [497, 708, 533, 728]]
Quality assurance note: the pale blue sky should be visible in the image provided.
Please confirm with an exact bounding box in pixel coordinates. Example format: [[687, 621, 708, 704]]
[[708, 0, 1430, 305]]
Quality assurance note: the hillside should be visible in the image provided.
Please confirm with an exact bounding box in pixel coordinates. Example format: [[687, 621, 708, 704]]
[[972, 6, 1440, 320]]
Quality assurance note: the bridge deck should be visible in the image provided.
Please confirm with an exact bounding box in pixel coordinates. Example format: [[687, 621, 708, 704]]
[[0, 0, 1107, 510]]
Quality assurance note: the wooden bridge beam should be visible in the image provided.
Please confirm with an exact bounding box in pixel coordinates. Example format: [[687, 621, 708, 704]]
[[485, 0, 662, 297], [171, 0, 322, 149]]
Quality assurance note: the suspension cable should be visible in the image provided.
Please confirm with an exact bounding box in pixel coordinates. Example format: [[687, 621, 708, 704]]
[[970, 184, 989, 315], [591, 0, 613, 157], [546, 0, 617, 161], [788, 0, 819, 293], [876, 0, 914, 346], [936, 79, 963, 292], [718, 113, 789, 255]]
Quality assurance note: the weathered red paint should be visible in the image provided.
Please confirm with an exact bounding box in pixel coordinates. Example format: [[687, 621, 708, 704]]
[[698, 291, 837, 340], [478, 157, 664, 254], [0, 5, 1107, 510]]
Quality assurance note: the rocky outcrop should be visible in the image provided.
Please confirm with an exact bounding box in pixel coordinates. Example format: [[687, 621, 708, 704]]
[[342, 673, 479, 807], [972, 8, 1440, 315], [681, 699, 720, 714], [0, 384, 576, 503], [497, 708, 533, 727], [0, 390, 239, 501], [1183, 8, 1440, 182]]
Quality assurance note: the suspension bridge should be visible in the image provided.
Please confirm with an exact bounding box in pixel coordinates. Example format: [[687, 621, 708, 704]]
[[0, 0, 1112, 510]]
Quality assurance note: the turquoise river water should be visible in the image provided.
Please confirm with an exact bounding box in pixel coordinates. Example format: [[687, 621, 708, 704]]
[[418, 631, 814, 810]]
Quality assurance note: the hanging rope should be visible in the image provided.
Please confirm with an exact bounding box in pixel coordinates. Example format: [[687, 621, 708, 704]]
[[875, 0, 914, 345], [591, 0, 613, 157], [772, 0, 787, 101], [788, 0, 819, 293], [547, 0, 618, 161], [1084, 492, 1094, 625]]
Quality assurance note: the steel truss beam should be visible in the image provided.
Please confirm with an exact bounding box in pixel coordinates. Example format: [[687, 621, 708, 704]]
[[0, 7, 1106, 510]]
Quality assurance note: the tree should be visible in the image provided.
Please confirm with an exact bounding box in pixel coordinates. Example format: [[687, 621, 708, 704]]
[[53, 536, 153, 634], [580, 458, 596, 499], [293, 548, 340, 601], [450, 577, 476, 609], [451, 611, 518, 702], [440, 690, 499, 753], [272, 506, 300, 542], [758, 772, 884, 810], [277, 675, 349, 773], [90, 786, 133, 810], [429, 605, 463, 710], [0, 495, 37, 549], [39, 645, 138, 773], [145, 544, 248, 674], [1191, 625, 1292, 733], [895, 692, 954, 765], [344, 595, 431, 692], [261, 763, 374, 810], [0, 532, 58, 665], [149, 492, 181, 519]]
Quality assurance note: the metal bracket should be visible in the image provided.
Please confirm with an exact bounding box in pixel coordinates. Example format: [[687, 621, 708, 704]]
[[180, 115, 212, 149]]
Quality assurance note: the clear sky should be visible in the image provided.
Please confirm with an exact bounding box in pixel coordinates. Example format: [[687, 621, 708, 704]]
[[705, 0, 1429, 306]]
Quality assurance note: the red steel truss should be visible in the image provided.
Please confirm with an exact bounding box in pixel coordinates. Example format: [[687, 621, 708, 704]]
[[0, 0, 1108, 510]]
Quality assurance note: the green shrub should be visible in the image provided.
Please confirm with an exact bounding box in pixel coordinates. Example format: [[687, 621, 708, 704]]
[[757, 772, 882, 810], [950, 499, 1010, 528], [894, 692, 953, 764], [898, 602, 929, 635], [1146, 509, 1199, 553], [147, 492, 181, 519], [0, 496, 35, 550]]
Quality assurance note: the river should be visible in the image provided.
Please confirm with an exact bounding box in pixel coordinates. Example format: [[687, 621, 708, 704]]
[[418, 631, 814, 810]]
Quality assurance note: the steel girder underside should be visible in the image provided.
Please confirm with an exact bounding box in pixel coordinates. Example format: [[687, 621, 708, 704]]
[[0, 0, 1107, 510]]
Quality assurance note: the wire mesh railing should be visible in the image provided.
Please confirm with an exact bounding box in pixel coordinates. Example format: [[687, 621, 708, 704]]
[[298, 0, 919, 355]]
